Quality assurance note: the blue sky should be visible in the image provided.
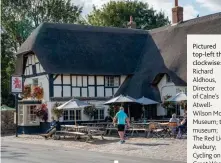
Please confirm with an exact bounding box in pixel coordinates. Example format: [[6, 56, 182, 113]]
[[73, 0, 221, 21]]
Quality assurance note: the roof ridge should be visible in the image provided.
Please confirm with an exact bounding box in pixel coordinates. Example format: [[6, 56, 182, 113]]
[[40, 22, 148, 34], [149, 12, 221, 34], [181, 12, 221, 26]]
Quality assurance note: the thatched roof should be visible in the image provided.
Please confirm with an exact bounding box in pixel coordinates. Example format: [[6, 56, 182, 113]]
[[15, 12, 221, 101], [15, 24, 147, 75]]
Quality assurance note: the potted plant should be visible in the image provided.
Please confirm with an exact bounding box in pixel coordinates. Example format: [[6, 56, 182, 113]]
[[51, 102, 63, 120], [23, 84, 31, 99], [83, 105, 97, 120]]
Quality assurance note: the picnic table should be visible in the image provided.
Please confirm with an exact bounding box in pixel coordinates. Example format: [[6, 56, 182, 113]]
[[55, 125, 105, 142]]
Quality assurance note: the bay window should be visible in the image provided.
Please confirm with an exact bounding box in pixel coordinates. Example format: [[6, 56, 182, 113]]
[[17, 104, 40, 126]]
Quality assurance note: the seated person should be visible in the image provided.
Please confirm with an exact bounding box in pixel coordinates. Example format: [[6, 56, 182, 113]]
[[176, 113, 187, 139], [169, 113, 180, 135], [46, 116, 57, 133], [169, 113, 180, 125], [42, 117, 61, 139]]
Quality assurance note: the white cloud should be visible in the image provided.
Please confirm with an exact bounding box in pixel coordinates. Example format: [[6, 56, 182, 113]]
[[72, 0, 199, 21], [183, 5, 199, 20], [196, 0, 221, 12]]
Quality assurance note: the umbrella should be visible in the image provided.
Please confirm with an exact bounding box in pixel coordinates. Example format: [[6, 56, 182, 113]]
[[136, 96, 159, 105], [166, 92, 187, 102], [165, 92, 187, 115], [104, 95, 138, 119], [136, 96, 159, 119], [0, 105, 15, 111], [57, 99, 91, 125]]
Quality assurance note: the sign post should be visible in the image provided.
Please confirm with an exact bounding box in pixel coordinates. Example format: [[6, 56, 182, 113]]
[[10, 76, 23, 137]]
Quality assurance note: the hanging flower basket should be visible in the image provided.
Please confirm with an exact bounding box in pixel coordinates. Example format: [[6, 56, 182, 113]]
[[32, 86, 44, 100], [51, 102, 63, 120], [23, 84, 31, 98], [83, 105, 97, 118], [35, 103, 48, 122]]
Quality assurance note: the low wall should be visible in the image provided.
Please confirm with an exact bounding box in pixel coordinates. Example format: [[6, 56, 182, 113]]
[[1, 110, 16, 135]]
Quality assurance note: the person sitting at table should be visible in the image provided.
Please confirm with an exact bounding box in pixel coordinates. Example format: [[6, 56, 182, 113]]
[[169, 113, 180, 125], [176, 113, 187, 139], [46, 116, 57, 134], [41, 117, 61, 139]]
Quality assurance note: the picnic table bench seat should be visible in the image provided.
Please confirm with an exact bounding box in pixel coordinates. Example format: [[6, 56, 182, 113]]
[[54, 131, 86, 140]]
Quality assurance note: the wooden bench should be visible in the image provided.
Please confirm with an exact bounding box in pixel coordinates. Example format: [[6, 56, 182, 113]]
[[54, 131, 86, 140], [86, 128, 105, 142]]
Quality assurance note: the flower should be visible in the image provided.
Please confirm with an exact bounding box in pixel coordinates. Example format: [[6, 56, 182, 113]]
[[32, 86, 44, 100], [23, 85, 31, 98]]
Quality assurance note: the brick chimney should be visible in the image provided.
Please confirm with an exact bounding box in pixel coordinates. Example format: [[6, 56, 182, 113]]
[[127, 16, 136, 29], [172, 0, 183, 24]]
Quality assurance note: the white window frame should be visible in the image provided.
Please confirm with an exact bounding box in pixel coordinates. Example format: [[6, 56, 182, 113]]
[[33, 78, 38, 87], [94, 108, 105, 120], [105, 76, 119, 87], [63, 109, 82, 121], [27, 105, 38, 124], [17, 104, 40, 126]]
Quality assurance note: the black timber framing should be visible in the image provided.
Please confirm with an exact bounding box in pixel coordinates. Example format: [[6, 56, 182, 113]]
[[87, 76, 89, 97], [23, 72, 47, 79], [50, 75, 121, 98], [70, 74, 73, 97], [95, 75, 97, 97], [61, 74, 63, 97], [49, 74, 54, 98], [53, 74, 59, 81]]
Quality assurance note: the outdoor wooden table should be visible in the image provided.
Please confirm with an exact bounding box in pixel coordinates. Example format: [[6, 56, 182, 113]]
[[61, 125, 87, 132], [132, 123, 150, 125], [159, 122, 169, 126]]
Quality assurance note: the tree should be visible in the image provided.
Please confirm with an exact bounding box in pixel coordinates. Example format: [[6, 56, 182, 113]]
[[87, 1, 170, 30], [1, 0, 83, 51], [1, 33, 16, 107], [1, 0, 83, 106]]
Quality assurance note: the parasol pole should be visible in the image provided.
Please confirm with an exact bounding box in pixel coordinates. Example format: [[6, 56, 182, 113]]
[[128, 105, 131, 121], [143, 105, 145, 119], [75, 108, 77, 126]]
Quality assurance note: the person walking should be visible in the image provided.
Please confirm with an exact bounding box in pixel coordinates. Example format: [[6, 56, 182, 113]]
[[113, 107, 130, 144]]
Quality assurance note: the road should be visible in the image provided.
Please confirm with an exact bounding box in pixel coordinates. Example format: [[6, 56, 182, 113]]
[[1, 140, 185, 163]]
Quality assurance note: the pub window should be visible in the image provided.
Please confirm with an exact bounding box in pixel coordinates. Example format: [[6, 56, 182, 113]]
[[94, 108, 105, 120], [76, 110, 81, 120], [27, 105, 37, 124], [33, 78, 38, 87], [32, 65, 36, 75], [69, 110, 75, 120], [63, 110, 82, 121], [166, 75, 172, 83], [105, 76, 119, 87], [63, 110, 69, 121]]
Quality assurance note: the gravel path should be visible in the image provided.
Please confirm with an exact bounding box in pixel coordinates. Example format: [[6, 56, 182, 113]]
[[1, 135, 187, 162]]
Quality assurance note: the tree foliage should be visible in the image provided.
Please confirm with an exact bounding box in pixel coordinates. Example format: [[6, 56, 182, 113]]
[[1, 33, 16, 107], [1, 0, 83, 106], [87, 1, 170, 30]]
